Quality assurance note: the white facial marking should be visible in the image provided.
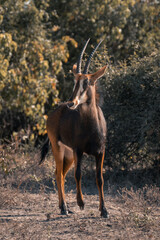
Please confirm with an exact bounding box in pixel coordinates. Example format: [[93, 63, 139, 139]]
[[73, 80, 76, 91], [70, 78, 88, 109]]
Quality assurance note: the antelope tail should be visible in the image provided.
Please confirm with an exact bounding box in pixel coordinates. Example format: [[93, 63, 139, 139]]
[[39, 137, 50, 165]]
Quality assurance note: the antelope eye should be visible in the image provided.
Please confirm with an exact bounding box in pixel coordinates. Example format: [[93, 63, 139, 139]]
[[83, 79, 88, 90]]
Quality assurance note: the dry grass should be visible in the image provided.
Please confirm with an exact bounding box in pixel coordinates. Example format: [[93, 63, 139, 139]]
[[0, 146, 160, 239]]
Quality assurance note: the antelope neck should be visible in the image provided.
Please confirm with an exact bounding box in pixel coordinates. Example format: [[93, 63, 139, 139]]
[[86, 85, 97, 106], [80, 86, 99, 121]]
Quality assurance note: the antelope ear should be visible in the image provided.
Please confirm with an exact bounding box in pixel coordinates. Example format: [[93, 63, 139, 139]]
[[72, 64, 77, 75], [90, 65, 107, 85]]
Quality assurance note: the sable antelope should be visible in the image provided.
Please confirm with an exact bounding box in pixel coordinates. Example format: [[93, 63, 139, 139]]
[[40, 39, 108, 218]]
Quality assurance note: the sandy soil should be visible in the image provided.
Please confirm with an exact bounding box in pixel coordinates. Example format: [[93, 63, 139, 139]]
[[0, 183, 160, 240], [0, 152, 159, 239]]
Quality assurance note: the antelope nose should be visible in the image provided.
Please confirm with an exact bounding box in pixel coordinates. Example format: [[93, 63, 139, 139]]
[[67, 102, 74, 108]]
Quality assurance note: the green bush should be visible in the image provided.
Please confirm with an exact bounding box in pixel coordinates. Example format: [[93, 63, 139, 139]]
[[101, 49, 160, 169], [0, 0, 77, 139], [53, 0, 160, 60]]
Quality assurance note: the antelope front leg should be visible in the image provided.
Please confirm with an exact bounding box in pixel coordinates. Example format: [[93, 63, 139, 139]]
[[74, 150, 84, 210], [96, 151, 109, 218]]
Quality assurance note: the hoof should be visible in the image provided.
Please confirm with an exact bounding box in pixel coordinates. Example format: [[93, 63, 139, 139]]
[[61, 204, 74, 215], [60, 204, 68, 215], [68, 209, 74, 214], [61, 208, 68, 215], [79, 205, 84, 210], [101, 209, 109, 218], [77, 199, 84, 210]]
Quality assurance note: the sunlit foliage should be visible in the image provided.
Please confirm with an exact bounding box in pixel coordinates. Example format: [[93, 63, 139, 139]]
[[0, 0, 77, 138], [53, 0, 160, 59]]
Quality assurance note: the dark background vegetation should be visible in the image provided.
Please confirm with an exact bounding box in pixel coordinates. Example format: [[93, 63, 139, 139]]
[[0, 0, 160, 175]]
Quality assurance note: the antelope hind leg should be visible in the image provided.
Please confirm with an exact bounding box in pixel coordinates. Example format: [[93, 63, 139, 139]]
[[96, 151, 109, 218], [52, 144, 68, 215]]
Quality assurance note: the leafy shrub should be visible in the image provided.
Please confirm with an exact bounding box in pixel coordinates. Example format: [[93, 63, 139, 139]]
[[101, 49, 160, 169], [53, 0, 160, 60], [0, 1, 77, 139]]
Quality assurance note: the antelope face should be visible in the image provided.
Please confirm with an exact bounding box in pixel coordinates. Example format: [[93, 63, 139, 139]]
[[68, 64, 107, 110], [68, 74, 90, 109]]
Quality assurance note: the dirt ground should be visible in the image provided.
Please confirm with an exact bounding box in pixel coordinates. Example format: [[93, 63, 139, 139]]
[[0, 151, 160, 240]]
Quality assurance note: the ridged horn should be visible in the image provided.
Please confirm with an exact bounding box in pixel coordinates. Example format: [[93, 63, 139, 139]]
[[83, 39, 103, 74], [76, 38, 90, 73]]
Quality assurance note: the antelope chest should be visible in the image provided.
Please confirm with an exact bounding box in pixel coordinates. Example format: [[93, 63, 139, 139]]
[[80, 123, 106, 155], [57, 104, 106, 156]]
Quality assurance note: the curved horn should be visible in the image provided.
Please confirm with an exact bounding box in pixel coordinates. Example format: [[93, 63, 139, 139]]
[[76, 38, 90, 73], [83, 39, 103, 74]]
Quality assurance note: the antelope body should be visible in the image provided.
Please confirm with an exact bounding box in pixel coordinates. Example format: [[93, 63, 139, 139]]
[[40, 39, 108, 217]]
